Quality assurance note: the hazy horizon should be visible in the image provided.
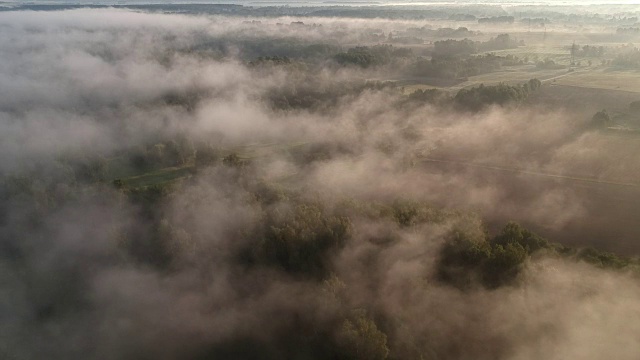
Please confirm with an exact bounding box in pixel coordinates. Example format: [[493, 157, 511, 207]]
[[4, 0, 640, 7]]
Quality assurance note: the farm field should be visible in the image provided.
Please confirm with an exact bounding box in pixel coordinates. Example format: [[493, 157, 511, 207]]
[[108, 142, 307, 189], [423, 159, 640, 255], [116, 165, 194, 188], [553, 68, 640, 93], [398, 65, 640, 106], [528, 84, 640, 113], [484, 44, 574, 64], [396, 66, 565, 93]]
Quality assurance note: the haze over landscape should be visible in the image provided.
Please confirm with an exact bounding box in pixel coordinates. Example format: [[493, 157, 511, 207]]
[[1, 1, 640, 359], [3, 0, 640, 4]]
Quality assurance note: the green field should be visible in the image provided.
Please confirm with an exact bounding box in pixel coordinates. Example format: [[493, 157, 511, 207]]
[[483, 44, 574, 64], [399, 64, 640, 96], [118, 166, 194, 188], [108, 142, 308, 189]]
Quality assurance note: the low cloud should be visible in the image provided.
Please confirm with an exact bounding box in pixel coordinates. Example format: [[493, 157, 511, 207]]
[[1, 8, 639, 360]]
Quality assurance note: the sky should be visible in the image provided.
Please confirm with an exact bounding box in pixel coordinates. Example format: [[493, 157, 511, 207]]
[[3, 0, 640, 6]]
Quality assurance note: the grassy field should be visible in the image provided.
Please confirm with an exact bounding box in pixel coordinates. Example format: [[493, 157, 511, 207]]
[[107, 142, 308, 189], [399, 66, 574, 93], [231, 142, 307, 159], [483, 44, 573, 64], [400, 63, 640, 98], [553, 68, 640, 93], [527, 84, 640, 116], [396, 69, 550, 94], [119, 166, 195, 188]]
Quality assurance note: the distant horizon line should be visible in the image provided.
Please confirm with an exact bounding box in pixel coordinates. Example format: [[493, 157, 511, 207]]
[[3, 0, 640, 7]]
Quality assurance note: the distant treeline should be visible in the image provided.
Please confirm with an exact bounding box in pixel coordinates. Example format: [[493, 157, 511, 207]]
[[521, 17, 550, 25], [613, 47, 640, 69], [454, 79, 541, 111], [448, 14, 477, 21], [404, 26, 478, 39], [617, 27, 640, 34], [329, 35, 523, 80], [333, 45, 413, 68], [410, 53, 524, 79], [192, 37, 342, 61], [478, 16, 515, 24], [408, 78, 542, 111], [571, 44, 606, 58], [431, 34, 522, 58]]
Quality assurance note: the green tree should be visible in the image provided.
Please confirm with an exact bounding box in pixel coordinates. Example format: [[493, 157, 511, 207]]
[[527, 78, 542, 92], [337, 310, 389, 360], [592, 109, 611, 127], [223, 153, 244, 167], [492, 221, 549, 254], [438, 222, 547, 289], [249, 203, 351, 278], [484, 242, 527, 287]]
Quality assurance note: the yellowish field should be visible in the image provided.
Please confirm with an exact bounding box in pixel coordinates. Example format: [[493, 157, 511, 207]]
[[400, 65, 640, 98], [553, 69, 640, 93], [484, 45, 573, 64], [452, 66, 568, 90]]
